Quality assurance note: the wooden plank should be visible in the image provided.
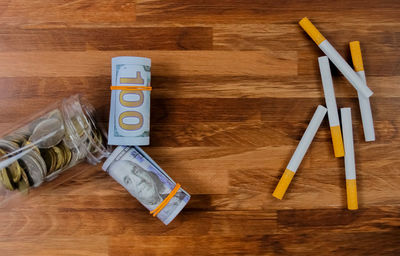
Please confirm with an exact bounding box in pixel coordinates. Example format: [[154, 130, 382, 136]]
[[298, 46, 400, 77], [0, 206, 398, 239], [108, 231, 400, 255], [277, 207, 400, 232], [0, 208, 277, 237], [0, 51, 297, 77], [0, 27, 213, 51], [0, 236, 108, 256], [0, 0, 135, 26], [0, 75, 399, 100], [136, 0, 400, 24], [213, 22, 400, 77], [149, 120, 400, 147]]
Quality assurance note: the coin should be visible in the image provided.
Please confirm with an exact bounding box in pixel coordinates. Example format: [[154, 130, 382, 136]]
[[14, 127, 31, 138], [61, 129, 76, 149], [22, 140, 41, 155], [0, 138, 46, 187], [0, 139, 19, 152], [52, 146, 64, 171], [17, 179, 29, 192], [68, 147, 80, 166], [19, 154, 44, 187], [29, 118, 65, 149], [71, 117, 85, 137], [41, 148, 55, 175], [20, 167, 30, 186], [0, 168, 14, 191], [0, 144, 23, 183], [4, 133, 27, 146], [29, 150, 47, 177], [58, 142, 71, 167], [8, 162, 22, 183]]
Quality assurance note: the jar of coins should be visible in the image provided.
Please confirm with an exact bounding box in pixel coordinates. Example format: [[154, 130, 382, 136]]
[[0, 95, 110, 193]]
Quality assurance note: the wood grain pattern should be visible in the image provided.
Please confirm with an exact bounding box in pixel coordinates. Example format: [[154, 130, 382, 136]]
[[0, 0, 135, 26], [0, 27, 213, 51], [0, 0, 399, 255]]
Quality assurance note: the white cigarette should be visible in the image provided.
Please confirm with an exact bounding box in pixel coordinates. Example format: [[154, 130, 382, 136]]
[[341, 108, 358, 210], [273, 105, 327, 200], [350, 41, 375, 142], [299, 17, 373, 98], [318, 56, 344, 157]]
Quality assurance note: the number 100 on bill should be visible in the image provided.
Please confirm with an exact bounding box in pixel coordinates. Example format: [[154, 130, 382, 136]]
[[108, 57, 151, 146]]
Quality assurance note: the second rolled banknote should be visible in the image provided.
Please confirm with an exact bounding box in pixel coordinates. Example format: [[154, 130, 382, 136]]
[[108, 57, 151, 146], [102, 146, 190, 225]]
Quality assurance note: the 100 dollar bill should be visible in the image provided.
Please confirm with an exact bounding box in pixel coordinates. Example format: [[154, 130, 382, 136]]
[[108, 57, 151, 146], [102, 146, 190, 225]]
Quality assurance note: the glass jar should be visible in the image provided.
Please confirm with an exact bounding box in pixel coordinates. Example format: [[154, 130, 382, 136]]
[[0, 94, 110, 194]]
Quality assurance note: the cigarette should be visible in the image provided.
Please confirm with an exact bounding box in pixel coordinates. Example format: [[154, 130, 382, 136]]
[[299, 17, 373, 98], [318, 56, 344, 157], [341, 108, 358, 210], [350, 41, 375, 142], [273, 105, 327, 200]]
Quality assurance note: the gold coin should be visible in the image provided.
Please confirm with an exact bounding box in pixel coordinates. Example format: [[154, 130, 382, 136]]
[[17, 179, 29, 193], [41, 148, 55, 174], [0, 148, 22, 183], [20, 167, 30, 186], [58, 142, 71, 167], [48, 149, 57, 174], [0, 168, 14, 191], [0, 168, 6, 188], [66, 146, 72, 166], [52, 146, 64, 171], [9, 163, 22, 183]]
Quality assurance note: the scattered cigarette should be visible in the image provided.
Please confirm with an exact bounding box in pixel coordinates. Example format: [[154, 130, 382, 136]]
[[299, 17, 373, 98], [273, 105, 327, 200], [350, 41, 375, 142], [318, 56, 344, 157], [341, 108, 358, 210]]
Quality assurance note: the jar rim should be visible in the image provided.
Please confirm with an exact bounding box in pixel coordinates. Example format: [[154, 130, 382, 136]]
[[62, 95, 111, 165]]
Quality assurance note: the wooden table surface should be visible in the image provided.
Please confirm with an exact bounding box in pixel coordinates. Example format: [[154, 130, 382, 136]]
[[0, 0, 399, 255]]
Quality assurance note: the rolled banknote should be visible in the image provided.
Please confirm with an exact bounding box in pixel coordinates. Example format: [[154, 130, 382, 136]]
[[108, 57, 151, 146], [102, 146, 190, 225]]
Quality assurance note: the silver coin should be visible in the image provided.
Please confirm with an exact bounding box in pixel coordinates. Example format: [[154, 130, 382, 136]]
[[19, 153, 44, 187], [0, 139, 20, 153], [69, 147, 81, 166], [14, 127, 31, 138], [28, 150, 47, 177], [4, 133, 27, 145], [29, 118, 65, 149], [0, 138, 47, 179]]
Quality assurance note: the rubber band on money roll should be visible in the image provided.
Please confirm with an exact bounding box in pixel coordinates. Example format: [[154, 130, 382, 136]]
[[110, 86, 152, 91], [150, 183, 181, 217]]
